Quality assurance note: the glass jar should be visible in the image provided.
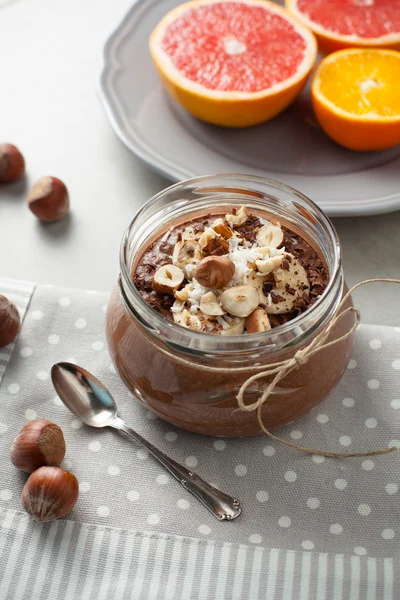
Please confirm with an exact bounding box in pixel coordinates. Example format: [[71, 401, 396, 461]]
[[106, 175, 355, 437]]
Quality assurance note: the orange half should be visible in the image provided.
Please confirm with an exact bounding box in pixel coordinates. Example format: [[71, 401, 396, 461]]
[[150, 0, 317, 127], [311, 49, 400, 151]]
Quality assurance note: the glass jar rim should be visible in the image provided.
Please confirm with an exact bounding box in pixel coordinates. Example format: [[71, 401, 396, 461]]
[[119, 173, 342, 353]]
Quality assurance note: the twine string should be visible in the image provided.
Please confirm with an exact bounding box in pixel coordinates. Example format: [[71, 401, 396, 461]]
[[237, 278, 400, 459]]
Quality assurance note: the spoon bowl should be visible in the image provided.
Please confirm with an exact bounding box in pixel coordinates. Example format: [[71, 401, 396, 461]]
[[51, 362, 117, 428]]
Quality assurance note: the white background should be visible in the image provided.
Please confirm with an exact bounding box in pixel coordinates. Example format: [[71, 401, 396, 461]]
[[0, 0, 399, 325]]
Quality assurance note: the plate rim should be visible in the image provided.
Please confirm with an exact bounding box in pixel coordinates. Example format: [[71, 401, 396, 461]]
[[99, 0, 400, 218]]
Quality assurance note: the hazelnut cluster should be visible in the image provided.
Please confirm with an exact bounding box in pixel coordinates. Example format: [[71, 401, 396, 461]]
[[151, 206, 311, 335], [0, 142, 69, 222], [10, 420, 79, 522]]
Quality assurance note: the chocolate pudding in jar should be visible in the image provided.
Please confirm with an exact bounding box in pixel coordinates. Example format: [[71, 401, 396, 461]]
[[106, 175, 355, 437]]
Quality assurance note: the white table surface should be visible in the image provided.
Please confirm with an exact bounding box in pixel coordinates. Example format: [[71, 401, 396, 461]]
[[0, 0, 399, 326]]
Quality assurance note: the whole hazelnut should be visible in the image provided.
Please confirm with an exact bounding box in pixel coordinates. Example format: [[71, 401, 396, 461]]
[[11, 419, 66, 473], [195, 256, 235, 288], [22, 466, 79, 522], [0, 295, 20, 348], [28, 176, 69, 222], [0, 143, 25, 183]]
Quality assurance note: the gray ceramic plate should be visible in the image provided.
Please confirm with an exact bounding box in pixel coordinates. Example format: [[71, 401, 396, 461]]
[[99, 0, 400, 217]]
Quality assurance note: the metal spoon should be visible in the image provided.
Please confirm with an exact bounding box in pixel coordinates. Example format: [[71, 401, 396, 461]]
[[51, 362, 241, 521]]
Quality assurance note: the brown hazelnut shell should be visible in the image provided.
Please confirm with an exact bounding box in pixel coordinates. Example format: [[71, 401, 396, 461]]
[[0, 295, 21, 348], [0, 143, 25, 183], [28, 176, 69, 222], [22, 466, 79, 522], [11, 420, 66, 473]]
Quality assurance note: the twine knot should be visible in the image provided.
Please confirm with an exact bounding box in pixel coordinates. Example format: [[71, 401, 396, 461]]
[[236, 278, 400, 459], [294, 350, 308, 367]]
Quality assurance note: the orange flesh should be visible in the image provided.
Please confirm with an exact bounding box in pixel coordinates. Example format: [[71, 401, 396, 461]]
[[316, 50, 400, 116]]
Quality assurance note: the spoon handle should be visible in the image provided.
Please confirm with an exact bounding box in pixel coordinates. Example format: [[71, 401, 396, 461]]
[[112, 418, 241, 521]]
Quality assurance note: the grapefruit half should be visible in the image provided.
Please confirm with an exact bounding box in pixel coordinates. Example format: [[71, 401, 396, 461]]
[[150, 0, 317, 127], [286, 0, 400, 53]]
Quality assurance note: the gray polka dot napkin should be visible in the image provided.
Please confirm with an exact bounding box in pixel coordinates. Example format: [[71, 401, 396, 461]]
[[0, 278, 399, 599]]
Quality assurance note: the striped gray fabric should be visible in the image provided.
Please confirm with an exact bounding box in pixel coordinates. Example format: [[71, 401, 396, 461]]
[[0, 507, 395, 599], [0, 279, 35, 385]]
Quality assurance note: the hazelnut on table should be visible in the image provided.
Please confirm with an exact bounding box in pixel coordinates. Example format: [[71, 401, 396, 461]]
[[0, 295, 20, 348], [0, 143, 25, 183], [28, 176, 70, 222]]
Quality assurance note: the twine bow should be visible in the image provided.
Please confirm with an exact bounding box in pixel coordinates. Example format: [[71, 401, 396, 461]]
[[237, 279, 400, 459]]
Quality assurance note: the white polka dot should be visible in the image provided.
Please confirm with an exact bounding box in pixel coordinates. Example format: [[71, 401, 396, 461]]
[[53, 396, 63, 406], [365, 418, 377, 429], [392, 360, 400, 370], [330, 524, 343, 535], [97, 506, 110, 517], [361, 460, 374, 471], [177, 499, 190, 510], [316, 414, 329, 424], [137, 449, 148, 460], [20, 347, 32, 357], [75, 318, 87, 329], [307, 497, 320, 509], [88, 441, 101, 452], [278, 516, 291, 528], [0, 490, 13, 501], [37, 371, 49, 381], [108, 465, 120, 476], [358, 503, 371, 516], [382, 529, 395, 540], [367, 379, 380, 390], [389, 440, 400, 448], [165, 431, 177, 442], [249, 534, 262, 544], [0, 423, 7, 434], [290, 430, 303, 440], [339, 436, 352, 447], [79, 482, 90, 493], [262, 446, 275, 457], [109, 364, 117, 374], [101, 304, 108, 313], [31, 310, 43, 320], [347, 359, 357, 369], [25, 409, 36, 420], [235, 464, 247, 476], [198, 524, 211, 535], [285, 471, 297, 483], [48, 334, 60, 345], [59, 297, 71, 307], [156, 474, 169, 485], [8, 383, 20, 394], [256, 491, 269, 503], [302, 540, 314, 551], [342, 397, 355, 407], [92, 341, 104, 351], [185, 456, 198, 468], [127, 490, 140, 501], [390, 399, 400, 409], [71, 419, 82, 430], [385, 483, 398, 495], [147, 514, 160, 525], [213, 440, 226, 451], [335, 478, 348, 490], [312, 455, 325, 464], [354, 547, 367, 556], [369, 339, 382, 350]]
